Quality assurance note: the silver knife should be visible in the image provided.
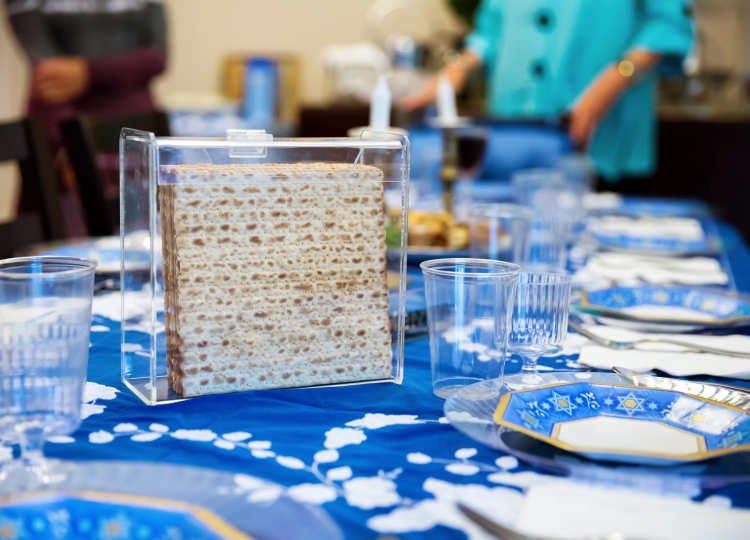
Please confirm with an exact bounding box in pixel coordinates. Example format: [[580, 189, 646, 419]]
[[458, 503, 653, 540], [457, 503, 534, 540]]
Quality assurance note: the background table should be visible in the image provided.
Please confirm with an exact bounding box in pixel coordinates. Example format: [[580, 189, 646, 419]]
[[37, 222, 750, 540]]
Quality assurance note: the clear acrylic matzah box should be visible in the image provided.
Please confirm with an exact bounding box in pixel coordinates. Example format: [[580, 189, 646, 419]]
[[120, 130, 409, 404]]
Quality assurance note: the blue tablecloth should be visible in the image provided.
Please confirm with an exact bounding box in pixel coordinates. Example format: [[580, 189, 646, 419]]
[[40, 223, 750, 539]]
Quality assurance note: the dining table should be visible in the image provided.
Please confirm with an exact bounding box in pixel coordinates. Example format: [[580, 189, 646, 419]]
[[33, 214, 750, 540]]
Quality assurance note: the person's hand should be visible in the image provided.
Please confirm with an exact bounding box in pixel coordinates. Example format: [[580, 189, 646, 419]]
[[400, 50, 480, 112], [569, 50, 662, 148], [33, 57, 89, 104], [568, 67, 625, 148]]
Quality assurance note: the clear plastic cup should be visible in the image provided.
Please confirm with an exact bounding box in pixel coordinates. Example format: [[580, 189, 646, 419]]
[[420, 259, 520, 399], [511, 169, 566, 208], [555, 153, 596, 194], [469, 204, 534, 264], [512, 168, 584, 227], [0, 256, 97, 486]]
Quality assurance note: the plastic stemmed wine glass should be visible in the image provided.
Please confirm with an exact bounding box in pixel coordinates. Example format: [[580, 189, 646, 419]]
[[512, 169, 578, 271], [526, 216, 570, 273], [0, 257, 97, 490], [507, 273, 572, 378]]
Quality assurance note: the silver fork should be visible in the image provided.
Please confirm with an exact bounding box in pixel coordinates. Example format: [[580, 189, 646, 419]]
[[612, 365, 750, 394], [568, 320, 750, 359]]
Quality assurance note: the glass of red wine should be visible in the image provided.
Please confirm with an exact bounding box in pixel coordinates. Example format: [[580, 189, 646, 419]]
[[455, 126, 489, 180], [446, 125, 488, 222]]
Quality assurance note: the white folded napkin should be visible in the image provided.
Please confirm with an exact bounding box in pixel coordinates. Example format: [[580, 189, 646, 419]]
[[583, 192, 623, 211], [576, 324, 750, 379], [515, 482, 750, 540], [574, 252, 728, 287], [589, 216, 706, 241]]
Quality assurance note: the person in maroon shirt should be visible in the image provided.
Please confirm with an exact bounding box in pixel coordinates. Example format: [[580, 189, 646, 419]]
[[6, 0, 168, 235]]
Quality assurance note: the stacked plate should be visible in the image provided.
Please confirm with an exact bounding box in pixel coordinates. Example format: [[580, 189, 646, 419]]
[[574, 286, 750, 332]]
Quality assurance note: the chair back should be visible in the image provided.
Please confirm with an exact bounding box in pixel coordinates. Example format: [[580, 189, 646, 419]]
[[61, 111, 170, 237], [0, 117, 65, 257], [0, 214, 45, 259]]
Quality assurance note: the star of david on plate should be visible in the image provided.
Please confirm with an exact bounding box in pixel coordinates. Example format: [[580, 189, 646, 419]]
[[616, 392, 647, 416], [685, 408, 711, 429], [604, 398, 614, 406], [546, 391, 577, 416]]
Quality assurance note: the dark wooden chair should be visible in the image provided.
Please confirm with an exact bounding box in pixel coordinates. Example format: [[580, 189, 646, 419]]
[[298, 105, 370, 137], [60, 111, 171, 237], [0, 117, 65, 259]]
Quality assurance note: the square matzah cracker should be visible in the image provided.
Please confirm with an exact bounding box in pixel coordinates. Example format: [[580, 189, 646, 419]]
[[159, 163, 393, 397]]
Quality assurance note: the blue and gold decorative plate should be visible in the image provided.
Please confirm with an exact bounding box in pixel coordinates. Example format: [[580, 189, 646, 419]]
[[0, 491, 250, 539], [445, 373, 750, 482], [577, 286, 750, 332], [494, 382, 750, 466], [0, 462, 342, 540]]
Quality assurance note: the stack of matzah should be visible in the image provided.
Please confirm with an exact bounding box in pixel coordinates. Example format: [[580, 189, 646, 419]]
[[159, 163, 393, 397]]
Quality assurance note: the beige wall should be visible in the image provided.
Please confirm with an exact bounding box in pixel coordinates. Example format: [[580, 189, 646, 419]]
[[0, 12, 28, 221], [154, 0, 463, 104], [695, 0, 750, 72], [0, 13, 27, 119]]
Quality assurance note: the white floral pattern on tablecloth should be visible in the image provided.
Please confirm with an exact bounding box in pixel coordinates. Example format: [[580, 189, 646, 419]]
[[72, 410, 710, 538]]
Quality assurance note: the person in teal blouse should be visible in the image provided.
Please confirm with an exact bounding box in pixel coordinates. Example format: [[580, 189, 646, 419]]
[[403, 0, 694, 181]]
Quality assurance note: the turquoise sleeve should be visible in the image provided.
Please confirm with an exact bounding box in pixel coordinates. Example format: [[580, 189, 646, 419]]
[[463, 0, 503, 65], [630, 0, 694, 58]]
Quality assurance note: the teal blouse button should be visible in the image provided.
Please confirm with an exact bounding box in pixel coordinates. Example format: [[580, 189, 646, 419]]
[[536, 8, 554, 31], [530, 60, 546, 78]]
